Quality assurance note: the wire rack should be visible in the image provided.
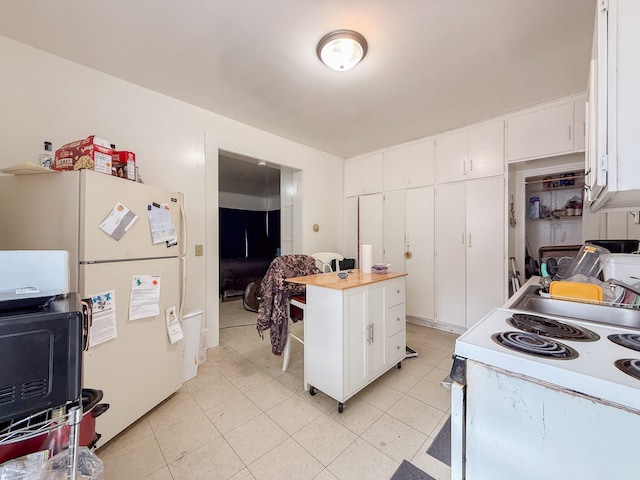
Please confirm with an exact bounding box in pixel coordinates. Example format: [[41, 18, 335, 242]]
[[0, 403, 81, 480], [542, 292, 640, 309]]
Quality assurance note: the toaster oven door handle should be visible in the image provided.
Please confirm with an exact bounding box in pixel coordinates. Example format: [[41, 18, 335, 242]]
[[81, 298, 93, 351]]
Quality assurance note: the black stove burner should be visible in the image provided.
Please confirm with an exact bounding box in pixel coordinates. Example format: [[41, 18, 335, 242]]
[[492, 331, 579, 359], [608, 334, 640, 353], [614, 359, 640, 381], [507, 313, 600, 342]]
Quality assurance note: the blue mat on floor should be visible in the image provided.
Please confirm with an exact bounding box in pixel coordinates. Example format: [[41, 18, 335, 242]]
[[390, 460, 436, 480], [426, 416, 451, 466]]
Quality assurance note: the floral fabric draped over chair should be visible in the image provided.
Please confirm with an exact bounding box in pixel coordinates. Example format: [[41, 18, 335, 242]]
[[256, 255, 320, 355]]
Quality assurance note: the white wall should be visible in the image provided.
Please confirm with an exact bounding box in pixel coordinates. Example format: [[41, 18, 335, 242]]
[[219, 192, 274, 211], [0, 36, 344, 347]]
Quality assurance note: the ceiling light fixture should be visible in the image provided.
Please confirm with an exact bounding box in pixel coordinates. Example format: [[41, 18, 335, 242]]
[[317, 29, 368, 72]]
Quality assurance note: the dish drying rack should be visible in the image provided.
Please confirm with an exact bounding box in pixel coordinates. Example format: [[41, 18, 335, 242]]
[[0, 402, 82, 480], [541, 291, 640, 309]]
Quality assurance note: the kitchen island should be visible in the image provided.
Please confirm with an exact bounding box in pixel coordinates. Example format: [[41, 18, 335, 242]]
[[287, 270, 407, 412]]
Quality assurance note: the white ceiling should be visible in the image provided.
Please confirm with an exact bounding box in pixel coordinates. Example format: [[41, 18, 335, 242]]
[[0, 0, 596, 159], [218, 151, 280, 197]]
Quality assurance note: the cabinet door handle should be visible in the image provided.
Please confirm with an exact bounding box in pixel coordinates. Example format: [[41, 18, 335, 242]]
[[370, 323, 375, 343], [468, 232, 472, 248], [367, 324, 373, 344], [469, 158, 473, 172], [462, 160, 467, 176]]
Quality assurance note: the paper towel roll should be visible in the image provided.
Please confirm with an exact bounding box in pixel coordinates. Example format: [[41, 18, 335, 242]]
[[361, 244, 373, 274]]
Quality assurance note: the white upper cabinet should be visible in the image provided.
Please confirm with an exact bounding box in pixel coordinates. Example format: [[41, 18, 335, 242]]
[[436, 122, 504, 184], [467, 120, 505, 179], [344, 153, 383, 197], [588, 0, 640, 211], [574, 95, 586, 153], [506, 101, 575, 162], [383, 138, 435, 191], [435, 129, 468, 184]]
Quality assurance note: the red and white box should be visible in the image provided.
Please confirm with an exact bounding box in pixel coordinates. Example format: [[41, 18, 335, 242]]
[[53, 136, 113, 174], [112, 150, 136, 181]]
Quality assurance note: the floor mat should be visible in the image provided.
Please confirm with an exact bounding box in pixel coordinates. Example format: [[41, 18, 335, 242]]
[[426, 416, 451, 466], [390, 460, 436, 480]]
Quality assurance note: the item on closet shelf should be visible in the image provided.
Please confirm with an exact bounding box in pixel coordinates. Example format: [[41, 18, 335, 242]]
[[53, 135, 113, 174], [564, 195, 583, 216], [528, 196, 540, 219]]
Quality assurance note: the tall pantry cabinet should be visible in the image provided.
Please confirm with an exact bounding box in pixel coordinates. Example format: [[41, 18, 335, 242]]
[[382, 139, 435, 321], [434, 118, 506, 329], [383, 187, 435, 321], [435, 176, 505, 328]]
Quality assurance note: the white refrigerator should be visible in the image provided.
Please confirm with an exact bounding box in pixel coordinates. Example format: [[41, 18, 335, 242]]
[[0, 169, 186, 445]]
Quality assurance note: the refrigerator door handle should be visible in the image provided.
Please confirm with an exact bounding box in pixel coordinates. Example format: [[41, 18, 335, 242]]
[[80, 298, 93, 351], [179, 255, 187, 315], [178, 192, 188, 258]]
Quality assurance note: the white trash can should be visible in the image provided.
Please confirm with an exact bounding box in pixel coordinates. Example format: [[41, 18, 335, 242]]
[[198, 328, 208, 365], [182, 307, 203, 382]]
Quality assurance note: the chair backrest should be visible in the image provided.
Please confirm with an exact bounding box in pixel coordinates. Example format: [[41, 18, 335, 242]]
[[311, 252, 345, 273]]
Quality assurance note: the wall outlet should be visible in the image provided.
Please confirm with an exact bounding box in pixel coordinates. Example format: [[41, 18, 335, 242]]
[[195, 244, 204, 256]]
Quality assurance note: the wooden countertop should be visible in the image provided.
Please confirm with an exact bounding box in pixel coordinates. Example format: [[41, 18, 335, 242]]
[[286, 269, 407, 290]]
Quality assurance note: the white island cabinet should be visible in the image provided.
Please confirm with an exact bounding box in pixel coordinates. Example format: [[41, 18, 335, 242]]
[[288, 271, 407, 412]]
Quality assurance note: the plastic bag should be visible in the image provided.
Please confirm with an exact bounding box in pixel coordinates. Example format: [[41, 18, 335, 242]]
[[47, 447, 103, 480], [0, 447, 103, 480]]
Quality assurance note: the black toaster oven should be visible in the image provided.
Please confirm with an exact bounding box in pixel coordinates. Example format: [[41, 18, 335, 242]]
[[0, 293, 87, 423]]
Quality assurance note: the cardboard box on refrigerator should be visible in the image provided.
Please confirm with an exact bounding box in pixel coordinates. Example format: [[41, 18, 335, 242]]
[[112, 150, 136, 181], [53, 135, 113, 174]]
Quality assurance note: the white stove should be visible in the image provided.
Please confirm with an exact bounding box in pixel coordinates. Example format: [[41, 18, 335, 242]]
[[450, 297, 640, 480], [455, 306, 640, 411]]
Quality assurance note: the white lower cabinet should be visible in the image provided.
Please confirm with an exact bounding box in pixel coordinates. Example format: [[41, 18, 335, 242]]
[[304, 276, 406, 410], [436, 177, 505, 329]]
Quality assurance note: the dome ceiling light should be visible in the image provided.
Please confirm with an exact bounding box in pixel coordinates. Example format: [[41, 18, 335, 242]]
[[317, 29, 368, 72]]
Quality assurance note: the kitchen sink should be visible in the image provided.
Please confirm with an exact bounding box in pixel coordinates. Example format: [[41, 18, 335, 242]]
[[509, 285, 640, 330]]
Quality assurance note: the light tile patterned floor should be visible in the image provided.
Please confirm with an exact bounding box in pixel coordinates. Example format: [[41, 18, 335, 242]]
[[96, 299, 457, 479]]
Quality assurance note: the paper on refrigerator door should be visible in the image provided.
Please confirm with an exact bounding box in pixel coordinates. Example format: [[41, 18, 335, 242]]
[[129, 275, 161, 320], [99, 202, 138, 241], [147, 203, 177, 245], [165, 304, 183, 344], [88, 290, 117, 347]]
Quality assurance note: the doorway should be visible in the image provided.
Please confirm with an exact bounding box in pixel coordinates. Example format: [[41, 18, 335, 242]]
[[509, 155, 585, 283], [217, 150, 300, 336], [218, 151, 281, 302]]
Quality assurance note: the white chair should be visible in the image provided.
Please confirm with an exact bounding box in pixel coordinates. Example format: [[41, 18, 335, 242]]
[[282, 294, 306, 372], [282, 252, 344, 371], [311, 252, 345, 273]]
